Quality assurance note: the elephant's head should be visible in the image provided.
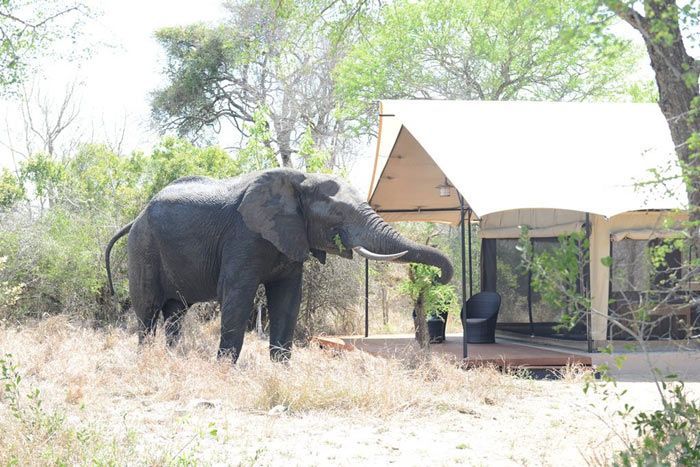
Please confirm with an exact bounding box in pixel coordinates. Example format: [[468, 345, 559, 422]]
[[238, 168, 453, 284]]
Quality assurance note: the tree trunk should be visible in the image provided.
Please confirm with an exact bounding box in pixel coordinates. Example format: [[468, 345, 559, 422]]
[[271, 114, 294, 168], [611, 0, 700, 250], [414, 292, 430, 350], [381, 286, 389, 325]]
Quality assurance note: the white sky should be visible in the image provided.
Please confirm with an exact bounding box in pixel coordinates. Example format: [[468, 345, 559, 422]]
[[1, 0, 685, 196], [0, 0, 376, 193], [1, 0, 227, 148]]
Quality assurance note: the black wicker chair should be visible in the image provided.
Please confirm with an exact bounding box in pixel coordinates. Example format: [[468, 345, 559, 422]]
[[461, 292, 501, 344]]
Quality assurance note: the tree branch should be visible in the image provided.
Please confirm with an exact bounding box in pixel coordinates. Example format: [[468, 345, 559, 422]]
[[603, 0, 649, 33]]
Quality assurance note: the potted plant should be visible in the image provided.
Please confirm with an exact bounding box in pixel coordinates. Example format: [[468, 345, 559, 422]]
[[402, 264, 458, 345], [426, 282, 458, 343]]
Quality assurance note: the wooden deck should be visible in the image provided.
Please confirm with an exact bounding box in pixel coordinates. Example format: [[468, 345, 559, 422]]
[[314, 334, 592, 370]]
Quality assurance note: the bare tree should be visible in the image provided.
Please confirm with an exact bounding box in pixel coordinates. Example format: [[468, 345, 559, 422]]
[[19, 80, 81, 157]]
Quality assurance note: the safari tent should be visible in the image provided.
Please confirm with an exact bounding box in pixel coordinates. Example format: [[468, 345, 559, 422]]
[[368, 100, 691, 355]]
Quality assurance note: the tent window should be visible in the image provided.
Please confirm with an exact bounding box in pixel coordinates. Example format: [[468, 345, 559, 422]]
[[485, 236, 589, 340], [611, 239, 682, 293], [492, 238, 577, 324], [611, 240, 651, 292], [531, 239, 563, 322], [609, 239, 688, 340], [494, 239, 529, 323]]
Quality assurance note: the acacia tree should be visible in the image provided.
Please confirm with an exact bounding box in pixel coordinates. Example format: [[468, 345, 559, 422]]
[[334, 0, 640, 133], [18, 80, 81, 158], [152, 0, 368, 170]]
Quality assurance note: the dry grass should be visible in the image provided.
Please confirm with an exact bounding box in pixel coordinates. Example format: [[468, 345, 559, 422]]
[[0, 314, 688, 465], [1, 315, 525, 415]]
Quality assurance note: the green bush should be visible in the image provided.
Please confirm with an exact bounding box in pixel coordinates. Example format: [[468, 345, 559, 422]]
[[615, 383, 700, 466], [0, 169, 25, 209], [145, 137, 241, 197], [400, 263, 458, 318], [0, 138, 242, 323]]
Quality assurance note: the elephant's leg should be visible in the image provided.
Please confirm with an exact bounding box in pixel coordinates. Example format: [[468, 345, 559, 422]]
[[162, 299, 189, 347], [129, 250, 164, 345], [216, 273, 259, 363], [134, 303, 160, 344], [266, 266, 303, 362]]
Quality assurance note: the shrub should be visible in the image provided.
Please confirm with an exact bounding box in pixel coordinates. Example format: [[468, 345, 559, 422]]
[[615, 383, 700, 466], [0, 139, 241, 323], [0, 169, 25, 209], [298, 255, 362, 338], [0, 208, 118, 321], [400, 263, 458, 319]]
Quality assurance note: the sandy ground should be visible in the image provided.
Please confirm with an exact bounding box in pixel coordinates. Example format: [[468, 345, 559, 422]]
[[115, 381, 696, 466], [116, 384, 662, 466], [1, 316, 697, 466]]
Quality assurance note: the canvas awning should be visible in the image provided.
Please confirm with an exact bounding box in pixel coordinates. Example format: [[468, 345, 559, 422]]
[[369, 100, 687, 223]]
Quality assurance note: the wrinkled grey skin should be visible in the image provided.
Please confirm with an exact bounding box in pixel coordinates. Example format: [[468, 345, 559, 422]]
[[105, 168, 453, 362]]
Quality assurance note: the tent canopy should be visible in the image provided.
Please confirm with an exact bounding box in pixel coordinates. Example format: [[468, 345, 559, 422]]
[[369, 100, 687, 224]]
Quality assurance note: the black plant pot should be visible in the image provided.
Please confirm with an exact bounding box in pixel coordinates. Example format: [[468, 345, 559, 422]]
[[427, 316, 445, 344], [438, 310, 448, 341]]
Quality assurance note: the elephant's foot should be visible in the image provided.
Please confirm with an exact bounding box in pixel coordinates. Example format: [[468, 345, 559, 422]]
[[269, 345, 292, 362], [216, 346, 241, 363], [162, 299, 188, 348]]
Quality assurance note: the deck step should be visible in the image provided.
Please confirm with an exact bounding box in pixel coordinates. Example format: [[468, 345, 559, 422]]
[[312, 335, 594, 377]]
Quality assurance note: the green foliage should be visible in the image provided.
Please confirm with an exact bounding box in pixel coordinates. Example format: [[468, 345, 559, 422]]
[[332, 233, 345, 253], [518, 222, 698, 466], [62, 144, 148, 219], [237, 107, 279, 173], [627, 80, 659, 103], [298, 127, 331, 174], [145, 137, 240, 197], [334, 0, 639, 132], [0, 0, 88, 91], [400, 263, 458, 318], [152, 0, 365, 170], [152, 22, 249, 137], [615, 383, 700, 466], [0, 256, 24, 313], [0, 138, 242, 322], [394, 221, 477, 291], [517, 228, 590, 330], [37, 209, 109, 306], [0, 168, 24, 208], [20, 152, 67, 208]]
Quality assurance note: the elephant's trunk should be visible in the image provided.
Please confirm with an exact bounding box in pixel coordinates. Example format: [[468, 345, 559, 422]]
[[348, 205, 454, 284]]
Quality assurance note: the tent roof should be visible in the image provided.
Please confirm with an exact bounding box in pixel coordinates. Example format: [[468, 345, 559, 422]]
[[368, 100, 687, 224]]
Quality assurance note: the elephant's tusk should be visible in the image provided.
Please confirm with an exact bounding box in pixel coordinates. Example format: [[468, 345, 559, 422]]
[[352, 246, 408, 261]]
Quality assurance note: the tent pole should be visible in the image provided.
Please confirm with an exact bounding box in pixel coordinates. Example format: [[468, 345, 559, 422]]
[[527, 238, 535, 337], [364, 257, 369, 338], [459, 195, 468, 359], [468, 208, 473, 297], [585, 213, 593, 353]]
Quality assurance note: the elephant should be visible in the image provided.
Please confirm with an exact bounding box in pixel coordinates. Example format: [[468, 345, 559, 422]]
[[105, 168, 453, 362]]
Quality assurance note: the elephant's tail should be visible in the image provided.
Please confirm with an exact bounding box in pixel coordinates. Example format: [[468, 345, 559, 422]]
[[105, 221, 133, 295]]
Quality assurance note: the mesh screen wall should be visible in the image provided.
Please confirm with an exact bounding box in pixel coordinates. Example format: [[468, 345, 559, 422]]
[[481, 237, 587, 339]]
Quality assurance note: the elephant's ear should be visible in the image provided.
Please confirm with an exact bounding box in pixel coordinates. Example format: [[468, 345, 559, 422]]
[[238, 171, 309, 263]]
